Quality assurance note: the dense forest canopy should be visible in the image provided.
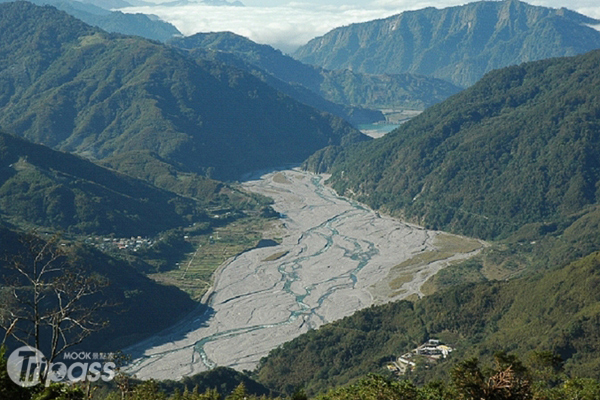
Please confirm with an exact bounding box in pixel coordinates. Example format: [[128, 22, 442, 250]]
[[0, 2, 366, 181], [316, 49, 600, 240]]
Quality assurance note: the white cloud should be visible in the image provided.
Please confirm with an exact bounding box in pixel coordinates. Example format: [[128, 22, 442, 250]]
[[120, 3, 410, 52], [120, 1, 600, 53], [369, 0, 464, 10]]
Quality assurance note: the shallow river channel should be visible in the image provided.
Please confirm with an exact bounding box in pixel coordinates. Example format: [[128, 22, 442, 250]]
[[126, 169, 483, 380]]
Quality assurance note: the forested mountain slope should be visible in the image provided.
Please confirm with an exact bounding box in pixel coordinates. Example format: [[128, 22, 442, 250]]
[[294, 0, 600, 87], [0, 0, 181, 42], [256, 251, 600, 395], [172, 32, 461, 111], [176, 45, 385, 126], [312, 49, 600, 240], [0, 132, 204, 235], [0, 224, 197, 351], [0, 2, 365, 181]]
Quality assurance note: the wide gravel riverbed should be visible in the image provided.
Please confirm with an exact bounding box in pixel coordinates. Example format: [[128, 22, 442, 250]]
[[126, 169, 483, 380]]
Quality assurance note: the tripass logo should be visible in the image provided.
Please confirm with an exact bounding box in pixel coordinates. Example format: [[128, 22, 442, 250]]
[[7, 346, 116, 387]]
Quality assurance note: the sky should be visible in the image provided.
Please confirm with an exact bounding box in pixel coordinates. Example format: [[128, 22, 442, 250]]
[[120, 0, 600, 53]]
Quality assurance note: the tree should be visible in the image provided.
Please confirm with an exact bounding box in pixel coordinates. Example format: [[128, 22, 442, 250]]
[[227, 383, 248, 400], [451, 353, 532, 400], [0, 232, 109, 377], [451, 358, 487, 400], [128, 380, 166, 400]]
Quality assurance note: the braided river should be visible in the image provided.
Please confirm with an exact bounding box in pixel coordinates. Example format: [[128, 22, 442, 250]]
[[126, 169, 483, 380]]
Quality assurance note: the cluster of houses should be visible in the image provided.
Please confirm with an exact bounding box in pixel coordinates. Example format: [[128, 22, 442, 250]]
[[85, 236, 155, 252], [387, 339, 454, 375]]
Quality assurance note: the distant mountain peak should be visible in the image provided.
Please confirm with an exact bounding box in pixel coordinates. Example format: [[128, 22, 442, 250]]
[[294, 0, 600, 87], [78, 0, 134, 9]]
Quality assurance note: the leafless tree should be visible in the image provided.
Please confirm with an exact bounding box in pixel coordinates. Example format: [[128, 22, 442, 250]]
[[0, 232, 109, 366]]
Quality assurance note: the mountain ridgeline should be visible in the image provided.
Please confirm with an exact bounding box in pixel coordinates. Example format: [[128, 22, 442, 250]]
[[173, 46, 384, 126], [294, 0, 600, 87], [171, 32, 461, 112], [308, 49, 600, 240], [0, 2, 366, 181], [0, 0, 182, 42], [0, 131, 205, 236]]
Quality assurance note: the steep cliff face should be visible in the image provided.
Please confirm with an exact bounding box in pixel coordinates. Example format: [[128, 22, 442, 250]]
[[294, 0, 600, 87]]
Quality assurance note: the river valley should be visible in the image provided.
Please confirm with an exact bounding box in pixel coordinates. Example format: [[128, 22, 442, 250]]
[[125, 169, 483, 380]]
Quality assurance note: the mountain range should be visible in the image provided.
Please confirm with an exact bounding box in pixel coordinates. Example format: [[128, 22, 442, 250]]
[[0, 0, 182, 42], [3, 0, 600, 397], [294, 0, 600, 87], [0, 2, 366, 182], [309, 49, 600, 240], [172, 38, 384, 126], [171, 32, 461, 115], [281, 32, 600, 394]]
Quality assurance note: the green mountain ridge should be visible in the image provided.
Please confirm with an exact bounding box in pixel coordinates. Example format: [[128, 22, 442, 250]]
[[0, 1, 366, 181], [255, 250, 600, 395], [311, 49, 600, 240], [0, 131, 205, 235], [0, 0, 182, 42], [0, 224, 197, 352], [172, 32, 461, 112], [294, 0, 600, 87], [176, 45, 385, 126]]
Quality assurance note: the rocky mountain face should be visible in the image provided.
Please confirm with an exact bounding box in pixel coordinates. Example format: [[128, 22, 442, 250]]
[[294, 0, 600, 87]]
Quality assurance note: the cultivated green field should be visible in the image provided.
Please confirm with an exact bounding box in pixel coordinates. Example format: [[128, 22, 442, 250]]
[[149, 217, 281, 301]]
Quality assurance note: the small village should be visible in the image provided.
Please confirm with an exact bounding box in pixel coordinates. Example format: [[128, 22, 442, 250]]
[[85, 236, 155, 252], [387, 339, 454, 375]]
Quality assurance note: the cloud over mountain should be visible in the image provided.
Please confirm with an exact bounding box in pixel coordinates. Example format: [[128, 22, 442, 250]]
[[120, 1, 600, 52], [120, 3, 413, 52]]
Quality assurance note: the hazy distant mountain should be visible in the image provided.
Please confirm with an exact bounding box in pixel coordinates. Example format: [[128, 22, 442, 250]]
[[173, 32, 461, 112], [71, 9, 181, 42], [0, 0, 182, 42], [311, 49, 600, 240], [172, 34, 385, 125], [76, 0, 133, 8], [294, 0, 600, 87], [161, 0, 244, 5], [0, 2, 365, 181]]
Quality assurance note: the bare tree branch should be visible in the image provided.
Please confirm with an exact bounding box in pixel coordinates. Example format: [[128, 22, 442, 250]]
[[0, 231, 110, 372]]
